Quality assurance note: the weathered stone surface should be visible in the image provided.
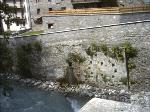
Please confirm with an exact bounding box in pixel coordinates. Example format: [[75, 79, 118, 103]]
[[42, 12, 150, 32], [5, 12, 150, 91], [80, 92, 150, 112], [79, 98, 140, 112]]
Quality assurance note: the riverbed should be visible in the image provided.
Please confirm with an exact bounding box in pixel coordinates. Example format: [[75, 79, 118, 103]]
[[0, 84, 90, 112]]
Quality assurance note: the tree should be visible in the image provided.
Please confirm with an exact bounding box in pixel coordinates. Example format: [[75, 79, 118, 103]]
[[0, 0, 17, 35]]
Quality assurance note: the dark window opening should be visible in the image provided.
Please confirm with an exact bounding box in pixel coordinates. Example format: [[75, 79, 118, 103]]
[[36, 0, 40, 3], [34, 17, 43, 24], [48, 23, 54, 29], [72, 0, 118, 9], [73, 2, 102, 9], [114, 69, 117, 73], [37, 9, 40, 15], [61, 7, 66, 10], [16, 22, 19, 26], [112, 63, 115, 67], [49, 8, 53, 11], [23, 21, 25, 26], [68, 62, 72, 66]]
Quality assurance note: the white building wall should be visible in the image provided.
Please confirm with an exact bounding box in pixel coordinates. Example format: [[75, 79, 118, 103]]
[[2, 0, 31, 32]]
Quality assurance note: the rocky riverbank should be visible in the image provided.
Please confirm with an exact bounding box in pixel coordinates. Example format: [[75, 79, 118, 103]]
[[0, 74, 131, 103]]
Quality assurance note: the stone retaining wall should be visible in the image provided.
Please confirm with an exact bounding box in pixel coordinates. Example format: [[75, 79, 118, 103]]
[[5, 12, 150, 91]]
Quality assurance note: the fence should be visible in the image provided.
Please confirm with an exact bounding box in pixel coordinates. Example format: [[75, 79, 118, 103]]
[[48, 5, 150, 14]]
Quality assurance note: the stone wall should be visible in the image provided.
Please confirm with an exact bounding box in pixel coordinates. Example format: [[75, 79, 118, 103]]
[[29, 0, 147, 30], [42, 12, 150, 32], [29, 0, 73, 18], [8, 12, 150, 91], [29, 0, 146, 19]]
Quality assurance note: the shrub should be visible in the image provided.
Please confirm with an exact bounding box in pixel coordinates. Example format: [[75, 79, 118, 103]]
[[120, 77, 137, 85], [128, 59, 136, 70], [99, 43, 109, 55], [0, 40, 13, 73], [33, 41, 42, 52], [67, 52, 86, 64], [16, 41, 42, 78], [111, 46, 124, 61], [86, 47, 95, 58], [121, 42, 138, 59]]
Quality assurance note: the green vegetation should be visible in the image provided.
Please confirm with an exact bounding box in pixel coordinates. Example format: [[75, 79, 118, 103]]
[[0, 40, 13, 73], [110, 45, 124, 61], [0, 40, 13, 96], [66, 52, 86, 64], [120, 77, 137, 85], [16, 41, 42, 78], [99, 43, 109, 56], [0, 1, 19, 34], [21, 30, 44, 36], [102, 74, 111, 84], [121, 42, 138, 59], [86, 42, 137, 66]]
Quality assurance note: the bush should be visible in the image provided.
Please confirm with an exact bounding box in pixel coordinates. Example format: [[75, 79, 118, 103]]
[[128, 59, 136, 70], [120, 77, 137, 85], [0, 40, 13, 73], [86, 47, 95, 58], [67, 52, 86, 64], [111, 46, 124, 61], [16, 41, 42, 78], [121, 42, 138, 59], [100, 43, 109, 55]]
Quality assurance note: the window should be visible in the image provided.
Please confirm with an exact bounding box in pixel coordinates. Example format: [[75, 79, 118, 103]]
[[16, 22, 19, 26], [36, 0, 40, 3], [49, 8, 52, 11], [35, 17, 43, 24], [37, 9, 40, 14], [48, 23, 54, 29], [61, 7, 66, 10]]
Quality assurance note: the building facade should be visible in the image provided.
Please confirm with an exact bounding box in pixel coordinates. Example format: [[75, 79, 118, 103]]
[[2, 0, 31, 31], [28, 0, 150, 31]]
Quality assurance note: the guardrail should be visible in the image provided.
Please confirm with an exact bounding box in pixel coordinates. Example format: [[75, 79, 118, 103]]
[[48, 5, 150, 14]]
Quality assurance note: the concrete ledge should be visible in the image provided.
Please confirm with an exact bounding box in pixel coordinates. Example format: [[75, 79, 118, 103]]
[[79, 98, 140, 112]]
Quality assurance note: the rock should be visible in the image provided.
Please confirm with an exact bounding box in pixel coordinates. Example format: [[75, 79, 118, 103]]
[[26, 79, 31, 84], [34, 81, 41, 86], [79, 98, 141, 112]]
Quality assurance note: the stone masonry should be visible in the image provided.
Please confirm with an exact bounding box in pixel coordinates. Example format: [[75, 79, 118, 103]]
[[9, 12, 150, 91]]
